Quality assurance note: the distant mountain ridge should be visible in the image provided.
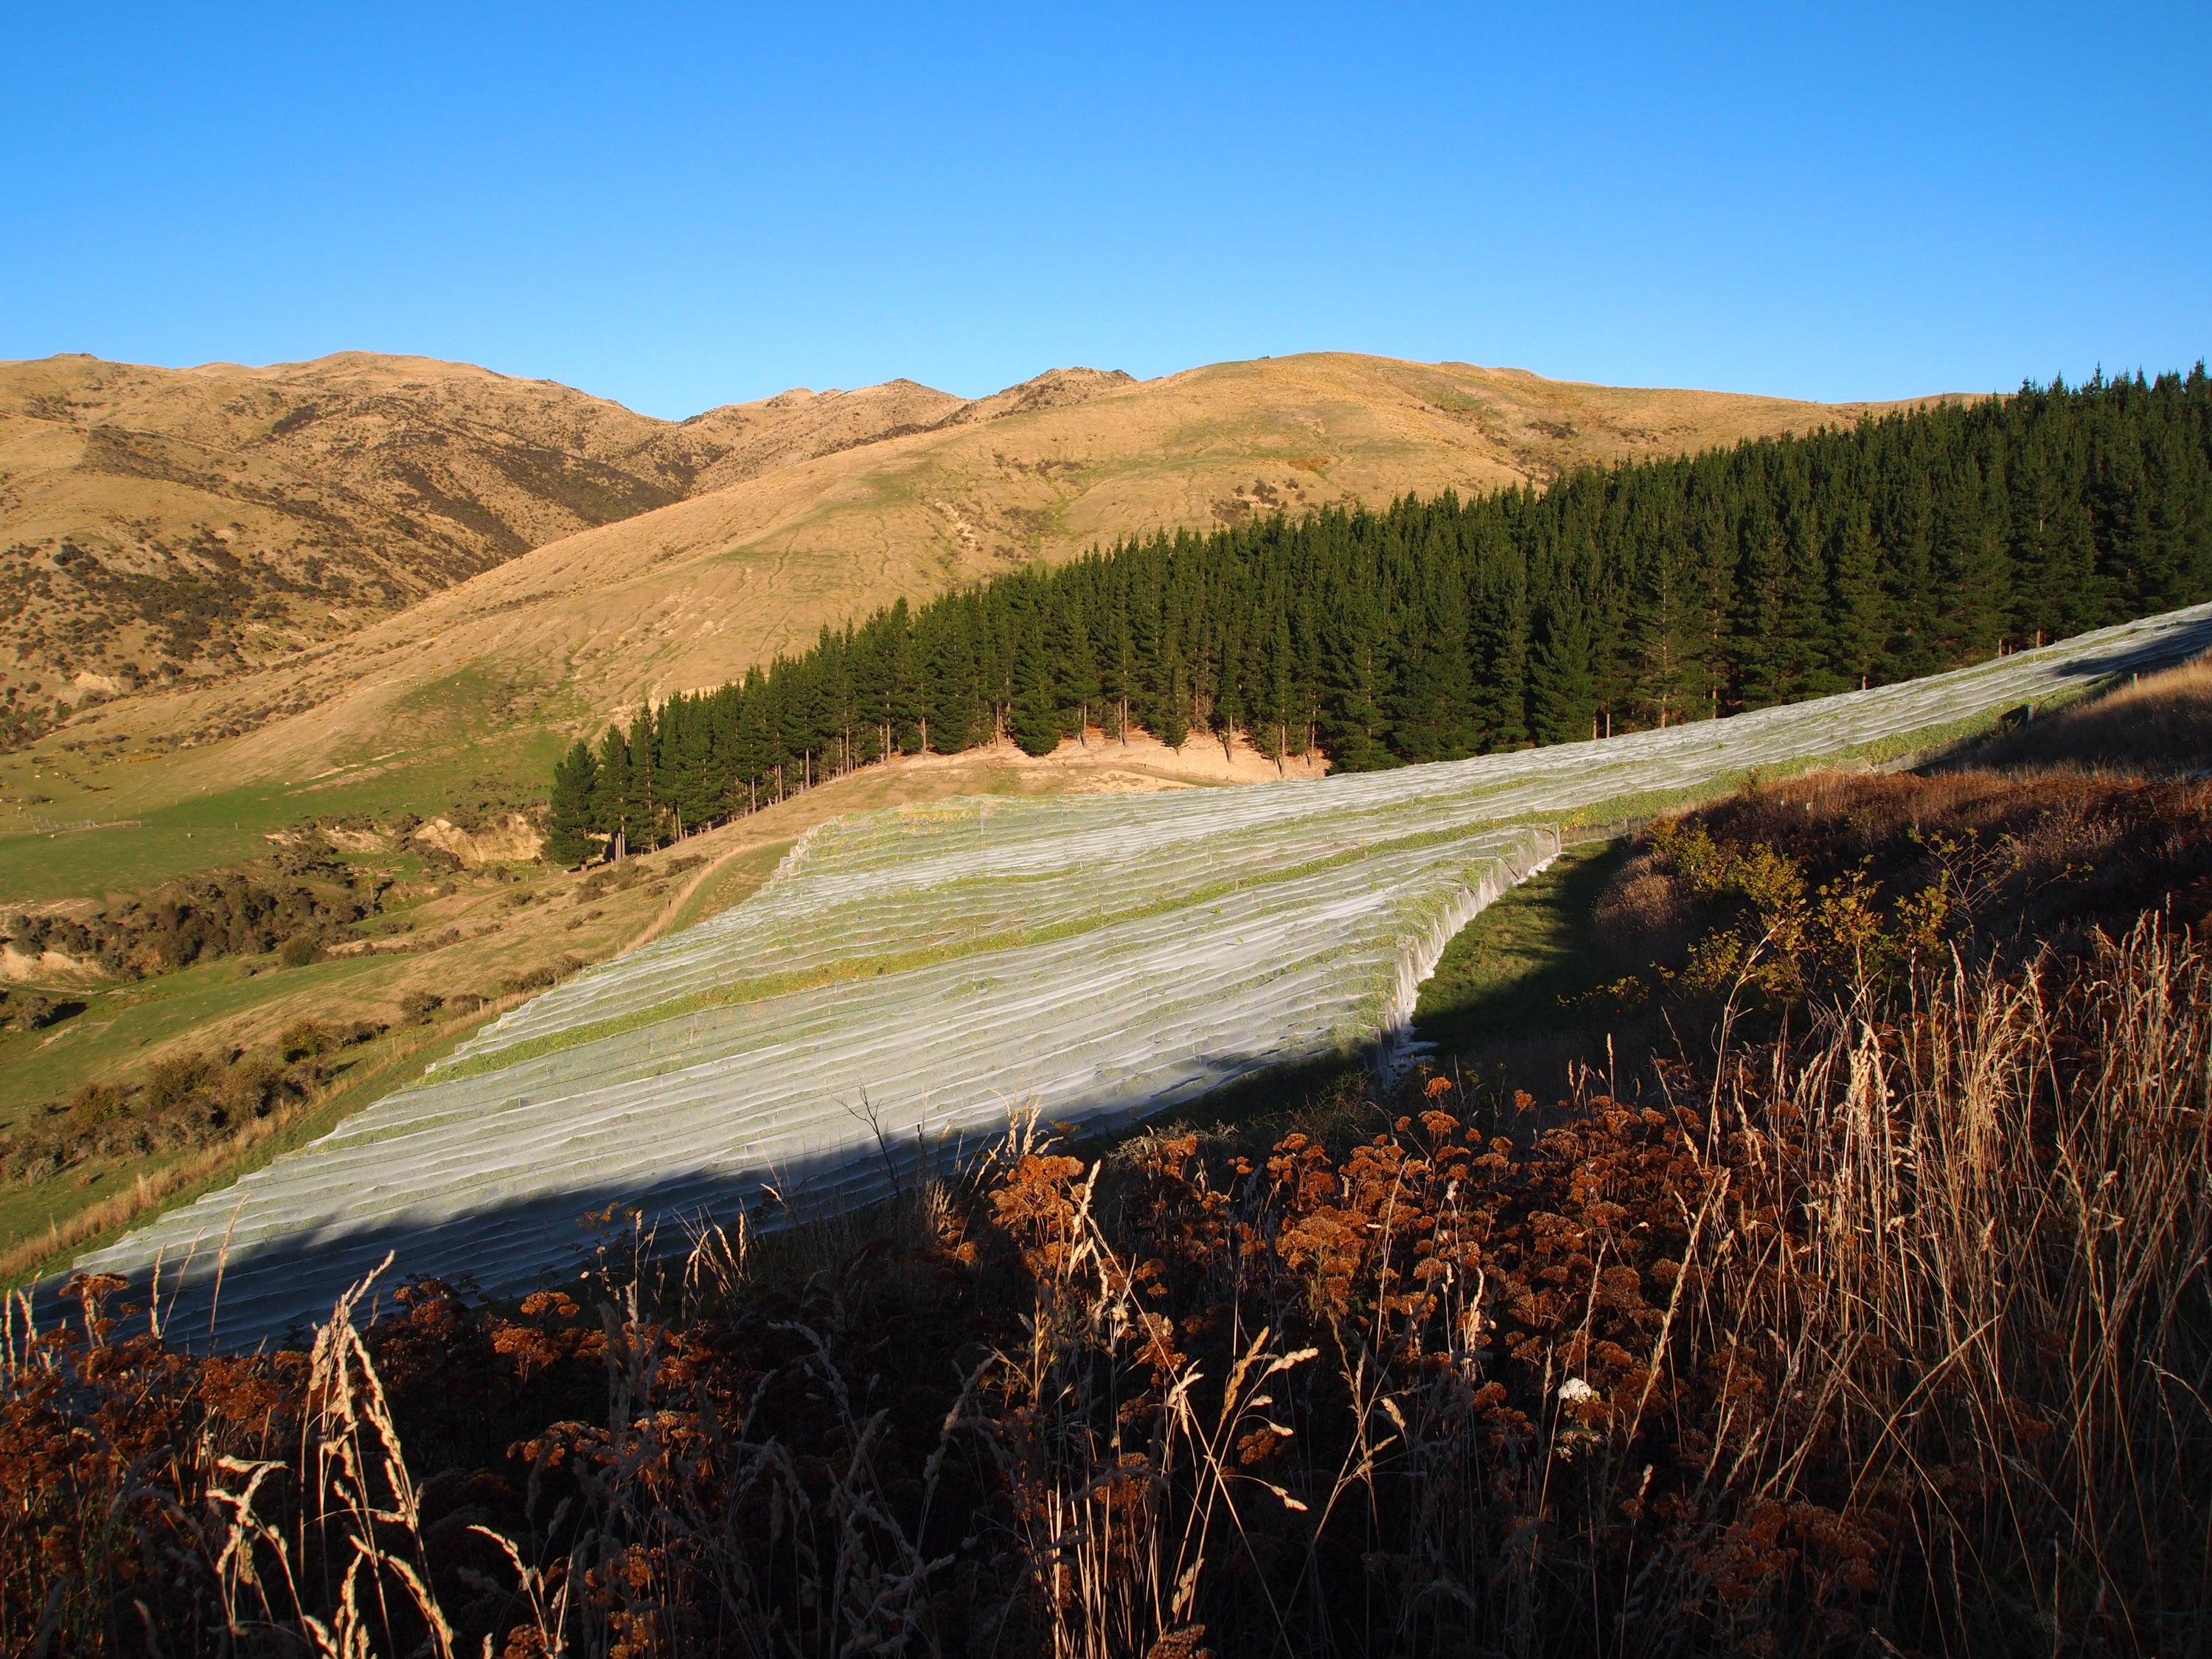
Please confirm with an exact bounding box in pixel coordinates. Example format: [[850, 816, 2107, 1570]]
[[0, 351, 1141, 718], [0, 349, 1941, 768]]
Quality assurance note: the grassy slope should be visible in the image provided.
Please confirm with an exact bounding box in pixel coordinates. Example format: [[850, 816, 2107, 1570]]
[[0, 876, 674, 1284], [0, 737, 1292, 1281], [0, 727, 562, 902], [660, 840, 796, 938], [0, 1009, 470, 1271], [1411, 838, 1629, 1057], [0, 351, 970, 711]]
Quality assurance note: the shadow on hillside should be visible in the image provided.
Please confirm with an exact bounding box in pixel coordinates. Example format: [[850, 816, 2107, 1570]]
[[2045, 613, 2212, 681], [44, 1046, 1349, 1353], [1926, 641, 2212, 776]]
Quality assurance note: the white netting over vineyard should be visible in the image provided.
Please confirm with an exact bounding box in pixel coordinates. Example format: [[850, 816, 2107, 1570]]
[[79, 602, 2212, 1345]]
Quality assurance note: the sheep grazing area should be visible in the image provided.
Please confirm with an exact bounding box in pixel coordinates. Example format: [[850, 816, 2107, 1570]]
[[7, 604, 2212, 1656]]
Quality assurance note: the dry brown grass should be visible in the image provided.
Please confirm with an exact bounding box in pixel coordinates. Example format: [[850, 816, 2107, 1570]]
[[1005, 922, 2212, 1656], [18, 757, 2210, 1656], [1599, 765, 2212, 976], [0, 350, 967, 712], [1950, 651, 2212, 776], [0, 1153, 234, 1285], [9, 898, 2208, 1655]]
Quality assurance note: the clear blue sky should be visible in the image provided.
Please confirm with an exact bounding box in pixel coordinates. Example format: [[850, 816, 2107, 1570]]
[[4, 3, 2205, 417]]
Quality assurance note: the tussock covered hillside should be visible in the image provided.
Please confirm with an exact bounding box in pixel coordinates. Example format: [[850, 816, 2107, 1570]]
[[0, 352, 995, 719], [2, 351, 1932, 773]]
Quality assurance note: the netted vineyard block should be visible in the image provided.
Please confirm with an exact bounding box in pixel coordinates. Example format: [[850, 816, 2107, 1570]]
[[78, 601, 2212, 1346]]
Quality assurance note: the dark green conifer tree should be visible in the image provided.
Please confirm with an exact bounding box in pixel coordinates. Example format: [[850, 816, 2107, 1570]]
[[1154, 600, 1192, 748], [1054, 587, 1102, 742], [1529, 580, 1598, 743], [1467, 518, 1531, 749], [1212, 623, 1243, 760], [1319, 580, 1391, 771], [547, 740, 599, 866], [626, 706, 661, 844], [922, 605, 981, 753], [1010, 597, 1062, 755], [590, 724, 634, 854], [1823, 493, 1888, 689], [1259, 606, 1296, 765], [1101, 583, 1137, 742], [1388, 529, 1479, 760]]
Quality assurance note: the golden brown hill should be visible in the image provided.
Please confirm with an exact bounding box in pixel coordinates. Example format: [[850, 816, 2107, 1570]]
[[0, 352, 981, 717], [76, 352, 1935, 782]]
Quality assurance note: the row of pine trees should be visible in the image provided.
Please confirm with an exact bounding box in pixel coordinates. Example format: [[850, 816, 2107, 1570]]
[[546, 368, 2212, 863]]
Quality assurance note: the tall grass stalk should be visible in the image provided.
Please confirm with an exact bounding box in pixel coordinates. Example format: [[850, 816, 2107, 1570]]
[[5, 922, 2207, 1655]]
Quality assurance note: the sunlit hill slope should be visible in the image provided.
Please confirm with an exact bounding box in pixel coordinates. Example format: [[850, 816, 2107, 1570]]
[[2, 350, 1935, 790]]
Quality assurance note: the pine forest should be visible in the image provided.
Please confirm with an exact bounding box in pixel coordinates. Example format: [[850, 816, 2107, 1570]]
[[547, 369, 2212, 863]]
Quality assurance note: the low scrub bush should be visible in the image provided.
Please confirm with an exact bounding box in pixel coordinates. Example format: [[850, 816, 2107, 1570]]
[[0, 852, 390, 979], [497, 956, 582, 997], [1598, 768, 2212, 1011], [0, 1020, 383, 1189], [0, 989, 82, 1032]]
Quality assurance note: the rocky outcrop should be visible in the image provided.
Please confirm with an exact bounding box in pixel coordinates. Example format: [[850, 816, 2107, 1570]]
[[411, 813, 544, 867], [1, 942, 108, 984]]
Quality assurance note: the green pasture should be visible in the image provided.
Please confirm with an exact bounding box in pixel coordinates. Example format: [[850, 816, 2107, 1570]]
[[0, 727, 565, 903], [1411, 838, 1629, 1056], [391, 662, 588, 743], [0, 1002, 506, 1290], [0, 951, 415, 1119]]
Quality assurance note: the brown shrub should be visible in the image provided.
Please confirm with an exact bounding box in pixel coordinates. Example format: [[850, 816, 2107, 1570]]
[[1590, 853, 1692, 962], [141, 1052, 224, 1116], [279, 1018, 332, 1062], [8, 798, 2211, 1656], [1599, 767, 2212, 994], [67, 1082, 130, 1122], [0, 1020, 372, 1193]]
